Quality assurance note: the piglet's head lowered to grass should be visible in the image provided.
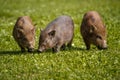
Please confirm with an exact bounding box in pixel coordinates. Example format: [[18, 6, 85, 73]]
[[80, 11, 107, 50], [38, 15, 74, 53], [13, 16, 35, 52]]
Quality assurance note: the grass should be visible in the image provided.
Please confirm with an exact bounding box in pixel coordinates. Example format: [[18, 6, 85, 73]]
[[0, 0, 120, 80]]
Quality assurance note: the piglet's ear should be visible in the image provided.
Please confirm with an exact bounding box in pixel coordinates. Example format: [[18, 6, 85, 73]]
[[48, 30, 56, 37], [31, 28, 35, 34], [16, 28, 23, 38], [90, 25, 97, 33], [17, 28, 23, 33]]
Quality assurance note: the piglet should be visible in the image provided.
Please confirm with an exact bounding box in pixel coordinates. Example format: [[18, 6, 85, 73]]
[[38, 15, 74, 53], [13, 16, 35, 52]]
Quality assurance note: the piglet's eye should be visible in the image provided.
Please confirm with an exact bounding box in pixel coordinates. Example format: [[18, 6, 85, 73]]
[[96, 35, 102, 40]]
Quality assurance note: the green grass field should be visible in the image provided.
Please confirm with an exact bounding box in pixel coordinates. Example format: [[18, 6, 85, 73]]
[[0, 0, 120, 80]]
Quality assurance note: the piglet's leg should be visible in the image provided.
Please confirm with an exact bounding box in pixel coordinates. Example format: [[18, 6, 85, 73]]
[[21, 47, 26, 52], [61, 44, 66, 50], [20, 45, 26, 52], [67, 38, 73, 47], [83, 38, 90, 50], [53, 43, 63, 53], [52, 46, 60, 53], [18, 43, 26, 52]]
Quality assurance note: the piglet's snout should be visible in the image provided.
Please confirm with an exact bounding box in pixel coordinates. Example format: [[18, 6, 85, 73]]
[[102, 40, 107, 49]]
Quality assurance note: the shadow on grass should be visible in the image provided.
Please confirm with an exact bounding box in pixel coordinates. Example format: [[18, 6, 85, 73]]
[[0, 50, 40, 55], [40, 46, 86, 53], [0, 47, 86, 55], [62, 46, 86, 52], [69, 46, 85, 51]]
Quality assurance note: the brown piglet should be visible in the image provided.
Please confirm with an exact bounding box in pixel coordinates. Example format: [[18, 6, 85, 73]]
[[13, 16, 35, 52], [80, 11, 107, 50]]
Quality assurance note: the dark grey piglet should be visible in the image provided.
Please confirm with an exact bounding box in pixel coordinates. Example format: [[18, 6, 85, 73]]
[[38, 15, 74, 53]]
